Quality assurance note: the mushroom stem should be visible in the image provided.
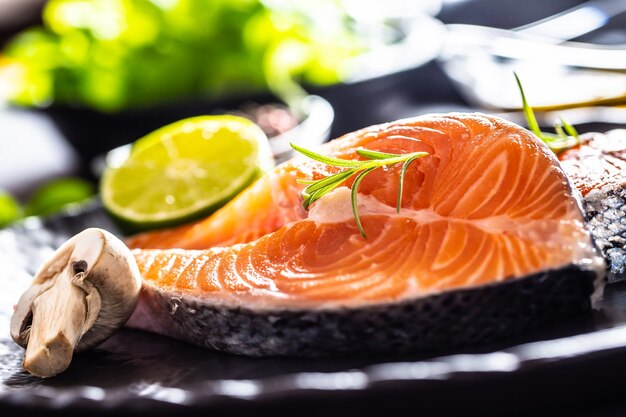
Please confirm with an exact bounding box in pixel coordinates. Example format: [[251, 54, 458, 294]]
[[23, 265, 96, 378]]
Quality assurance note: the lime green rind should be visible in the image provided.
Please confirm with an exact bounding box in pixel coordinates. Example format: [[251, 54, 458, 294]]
[[105, 168, 264, 233], [101, 164, 258, 224]]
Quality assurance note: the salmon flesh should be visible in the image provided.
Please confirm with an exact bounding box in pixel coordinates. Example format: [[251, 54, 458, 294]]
[[126, 113, 605, 356]]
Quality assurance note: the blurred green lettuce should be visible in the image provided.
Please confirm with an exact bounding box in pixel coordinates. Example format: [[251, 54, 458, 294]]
[[2, 0, 363, 111], [0, 178, 95, 229], [24, 178, 95, 217], [0, 190, 22, 228]]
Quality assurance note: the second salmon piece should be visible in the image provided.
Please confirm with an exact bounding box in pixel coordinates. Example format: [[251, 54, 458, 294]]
[[559, 130, 626, 282]]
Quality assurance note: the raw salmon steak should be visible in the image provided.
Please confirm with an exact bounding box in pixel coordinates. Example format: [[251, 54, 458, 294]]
[[559, 129, 626, 282], [126, 113, 605, 356]]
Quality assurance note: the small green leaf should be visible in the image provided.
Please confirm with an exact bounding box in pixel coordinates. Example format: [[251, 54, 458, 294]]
[[303, 169, 356, 194], [304, 179, 347, 209], [296, 178, 318, 185], [397, 154, 421, 213], [514, 72, 542, 139], [351, 167, 376, 238], [303, 188, 322, 210], [554, 121, 567, 140], [538, 132, 561, 142], [290, 143, 364, 168], [560, 117, 580, 140], [514, 73, 582, 153], [356, 149, 403, 160]]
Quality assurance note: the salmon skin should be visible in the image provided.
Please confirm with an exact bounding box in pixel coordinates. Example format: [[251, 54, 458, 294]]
[[126, 113, 605, 356], [559, 130, 626, 282]]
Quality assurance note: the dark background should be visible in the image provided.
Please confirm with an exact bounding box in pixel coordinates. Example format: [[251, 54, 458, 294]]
[[0, 0, 595, 172]]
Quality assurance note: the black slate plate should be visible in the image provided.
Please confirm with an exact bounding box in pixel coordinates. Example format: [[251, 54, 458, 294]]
[[3, 204, 626, 417]]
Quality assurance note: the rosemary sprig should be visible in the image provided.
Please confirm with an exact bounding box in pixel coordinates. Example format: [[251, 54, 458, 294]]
[[290, 143, 428, 238], [514, 72, 580, 153]]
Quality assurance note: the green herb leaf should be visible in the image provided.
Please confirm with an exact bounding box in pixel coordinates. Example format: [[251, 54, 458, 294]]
[[351, 167, 376, 238], [290, 143, 364, 168], [397, 154, 422, 214], [554, 120, 567, 140], [303, 188, 326, 210], [303, 174, 353, 209], [356, 149, 403, 160], [514, 72, 542, 139], [296, 179, 318, 185], [303, 169, 356, 195], [291, 143, 429, 238], [560, 117, 580, 140], [514, 73, 581, 153]]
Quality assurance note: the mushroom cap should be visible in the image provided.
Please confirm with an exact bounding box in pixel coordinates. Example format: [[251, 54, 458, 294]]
[[75, 228, 143, 351]]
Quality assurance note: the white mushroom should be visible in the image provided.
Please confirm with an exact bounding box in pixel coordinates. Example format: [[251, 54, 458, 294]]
[[10, 228, 142, 378]]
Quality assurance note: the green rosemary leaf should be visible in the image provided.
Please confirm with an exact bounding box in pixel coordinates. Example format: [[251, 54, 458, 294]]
[[538, 131, 561, 142], [396, 154, 421, 213], [560, 117, 580, 140], [291, 143, 429, 238], [554, 120, 567, 140], [303, 173, 354, 209], [549, 142, 575, 154], [303, 186, 329, 209], [303, 188, 323, 210], [538, 131, 577, 153], [356, 149, 403, 160], [290, 143, 364, 168], [351, 167, 376, 238], [514, 72, 542, 139], [514, 73, 581, 153], [303, 169, 356, 194], [301, 188, 313, 208], [303, 186, 331, 210]]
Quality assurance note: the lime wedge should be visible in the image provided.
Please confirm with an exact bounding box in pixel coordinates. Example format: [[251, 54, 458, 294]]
[[101, 115, 274, 231]]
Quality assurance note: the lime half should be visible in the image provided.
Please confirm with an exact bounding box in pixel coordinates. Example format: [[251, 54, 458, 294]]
[[101, 115, 274, 231]]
